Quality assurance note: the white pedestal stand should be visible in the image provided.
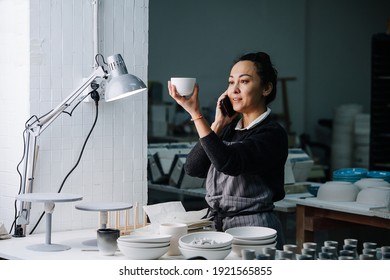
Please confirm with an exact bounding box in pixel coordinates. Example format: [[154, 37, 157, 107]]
[[75, 202, 133, 246], [16, 193, 83, 252]]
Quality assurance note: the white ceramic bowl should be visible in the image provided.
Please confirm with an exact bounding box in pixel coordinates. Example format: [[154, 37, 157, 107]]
[[232, 235, 277, 245], [232, 242, 277, 257], [179, 245, 231, 260], [118, 243, 169, 260], [354, 178, 390, 190], [179, 231, 233, 249], [118, 234, 171, 243], [317, 181, 359, 202], [179, 242, 231, 251], [170, 77, 196, 96], [225, 226, 277, 240], [117, 240, 170, 248], [356, 187, 390, 207]]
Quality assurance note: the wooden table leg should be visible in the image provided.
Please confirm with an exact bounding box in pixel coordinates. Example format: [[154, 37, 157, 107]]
[[296, 204, 314, 249]]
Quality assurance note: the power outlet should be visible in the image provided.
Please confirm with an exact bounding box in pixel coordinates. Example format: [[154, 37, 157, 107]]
[[82, 77, 106, 102]]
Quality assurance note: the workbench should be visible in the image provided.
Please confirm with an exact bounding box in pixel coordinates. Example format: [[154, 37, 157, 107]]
[[284, 196, 390, 249]]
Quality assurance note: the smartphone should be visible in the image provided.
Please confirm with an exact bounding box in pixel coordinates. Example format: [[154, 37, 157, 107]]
[[220, 95, 236, 117]]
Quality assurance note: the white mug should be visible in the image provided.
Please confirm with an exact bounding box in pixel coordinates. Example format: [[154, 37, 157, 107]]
[[159, 223, 188, 256]]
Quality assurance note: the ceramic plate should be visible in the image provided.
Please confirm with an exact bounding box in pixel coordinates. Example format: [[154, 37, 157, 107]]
[[118, 234, 171, 243], [232, 235, 277, 245], [225, 226, 277, 240]]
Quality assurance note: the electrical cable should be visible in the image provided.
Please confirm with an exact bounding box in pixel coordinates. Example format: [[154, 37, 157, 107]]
[[11, 110, 54, 235], [29, 92, 100, 235]]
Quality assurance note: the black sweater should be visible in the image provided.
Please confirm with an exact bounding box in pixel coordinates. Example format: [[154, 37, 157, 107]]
[[184, 117, 288, 203]]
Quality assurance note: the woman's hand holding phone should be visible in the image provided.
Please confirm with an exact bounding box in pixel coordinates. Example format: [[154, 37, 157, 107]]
[[220, 95, 236, 117]]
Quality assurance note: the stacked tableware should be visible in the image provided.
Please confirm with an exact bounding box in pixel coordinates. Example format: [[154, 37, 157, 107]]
[[353, 113, 370, 168], [225, 226, 277, 257], [117, 234, 171, 259], [331, 104, 363, 170], [178, 231, 233, 260], [367, 170, 390, 183], [332, 167, 367, 183]]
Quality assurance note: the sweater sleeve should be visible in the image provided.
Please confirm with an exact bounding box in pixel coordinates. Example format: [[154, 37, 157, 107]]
[[183, 141, 211, 178], [200, 121, 288, 177]]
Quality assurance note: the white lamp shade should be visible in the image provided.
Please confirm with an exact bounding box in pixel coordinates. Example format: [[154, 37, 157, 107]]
[[104, 54, 147, 102]]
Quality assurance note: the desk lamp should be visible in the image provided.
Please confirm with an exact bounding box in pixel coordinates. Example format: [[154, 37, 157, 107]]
[[13, 54, 147, 237]]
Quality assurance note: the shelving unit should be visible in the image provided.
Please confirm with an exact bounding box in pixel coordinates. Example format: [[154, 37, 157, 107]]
[[369, 26, 390, 171]]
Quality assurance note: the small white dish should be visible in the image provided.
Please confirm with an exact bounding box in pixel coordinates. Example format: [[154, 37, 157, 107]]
[[225, 226, 277, 240]]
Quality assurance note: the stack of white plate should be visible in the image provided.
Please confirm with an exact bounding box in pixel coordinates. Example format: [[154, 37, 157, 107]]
[[178, 231, 233, 260], [225, 226, 277, 257], [353, 113, 370, 168], [331, 104, 363, 171], [117, 234, 171, 259]]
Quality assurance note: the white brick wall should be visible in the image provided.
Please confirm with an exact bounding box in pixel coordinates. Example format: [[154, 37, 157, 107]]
[[0, 0, 149, 234]]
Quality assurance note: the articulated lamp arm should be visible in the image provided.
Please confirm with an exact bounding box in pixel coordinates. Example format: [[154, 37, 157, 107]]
[[14, 66, 108, 237]]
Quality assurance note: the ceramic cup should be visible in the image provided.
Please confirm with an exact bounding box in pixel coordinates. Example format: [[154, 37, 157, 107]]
[[159, 223, 188, 256], [301, 248, 316, 259], [338, 256, 354, 260], [96, 228, 120, 256], [241, 249, 256, 260], [362, 248, 377, 257], [262, 247, 276, 260], [170, 77, 196, 97], [359, 254, 375, 260], [303, 242, 317, 250], [256, 253, 271, 260], [283, 244, 299, 254], [344, 238, 358, 246], [321, 246, 337, 259], [324, 240, 338, 249], [297, 254, 313, 260], [363, 242, 377, 249], [275, 249, 294, 260], [339, 249, 354, 257]]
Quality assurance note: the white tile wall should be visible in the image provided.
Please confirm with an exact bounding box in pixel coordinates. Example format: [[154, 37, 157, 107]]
[[0, 0, 149, 235]]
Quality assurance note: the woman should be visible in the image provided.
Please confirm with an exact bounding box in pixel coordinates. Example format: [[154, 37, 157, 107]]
[[168, 52, 288, 248]]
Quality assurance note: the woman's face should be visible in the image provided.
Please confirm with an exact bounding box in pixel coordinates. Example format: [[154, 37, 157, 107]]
[[227, 60, 270, 114]]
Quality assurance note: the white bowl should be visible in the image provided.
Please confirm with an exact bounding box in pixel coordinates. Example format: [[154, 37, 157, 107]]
[[354, 178, 390, 190], [117, 240, 170, 248], [170, 77, 196, 96], [118, 243, 169, 260], [317, 181, 359, 202], [179, 231, 233, 249], [225, 226, 277, 240], [232, 242, 277, 257], [118, 234, 171, 243], [233, 235, 277, 245], [179, 246, 231, 260], [179, 242, 231, 251], [356, 187, 390, 207]]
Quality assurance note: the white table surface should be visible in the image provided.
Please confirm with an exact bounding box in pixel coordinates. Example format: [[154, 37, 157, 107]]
[[284, 196, 390, 219], [0, 228, 241, 260]]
